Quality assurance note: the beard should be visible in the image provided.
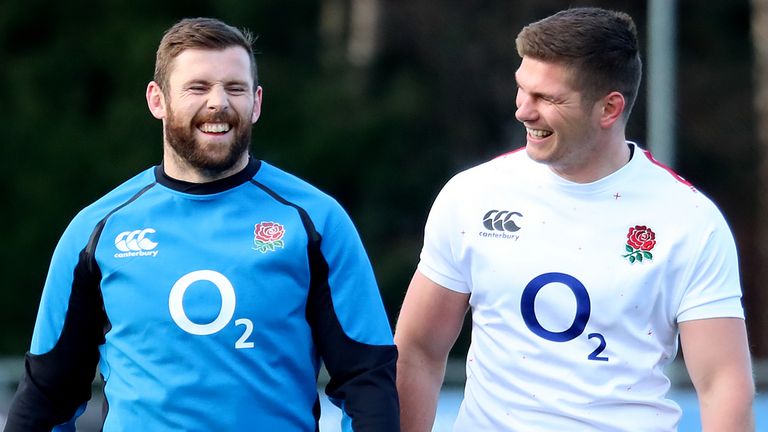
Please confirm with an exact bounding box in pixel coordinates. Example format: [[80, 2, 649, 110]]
[[165, 105, 252, 176]]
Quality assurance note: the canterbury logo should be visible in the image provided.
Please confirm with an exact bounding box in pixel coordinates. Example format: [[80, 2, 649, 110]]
[[482, 210, 522, 232], [114, 228, 159, 258]]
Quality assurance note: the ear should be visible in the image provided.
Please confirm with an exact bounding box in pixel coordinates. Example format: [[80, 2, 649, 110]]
[[146, 81, 167, 120], [598, 91, 626, 129], [251, 85, 263, 124]]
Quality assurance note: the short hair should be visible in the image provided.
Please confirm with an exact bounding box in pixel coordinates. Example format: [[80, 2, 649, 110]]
[[516, 8, 642, 119], [154, 17, 258, 93]]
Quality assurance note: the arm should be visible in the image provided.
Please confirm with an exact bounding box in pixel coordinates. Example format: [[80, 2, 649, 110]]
[[679, 317, 755, 432], [5, 248, 104, 432], [307, 209, 399, 431], [394, 271, 469, 432]]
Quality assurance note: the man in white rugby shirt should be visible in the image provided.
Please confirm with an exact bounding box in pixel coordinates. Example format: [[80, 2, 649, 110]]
[[395, 7, 755, 432]]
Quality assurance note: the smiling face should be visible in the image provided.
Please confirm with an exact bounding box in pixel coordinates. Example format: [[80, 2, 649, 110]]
[[147, 46, 262, 182], [515, 56, 607, 179]]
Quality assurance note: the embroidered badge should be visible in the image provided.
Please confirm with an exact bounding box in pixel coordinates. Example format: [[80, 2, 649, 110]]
[[253, 222, 285, 253], [622, 225, 656, 263]]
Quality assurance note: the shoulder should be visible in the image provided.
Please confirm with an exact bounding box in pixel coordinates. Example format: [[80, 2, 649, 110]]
[[79, 168, 157, 217], [631, 148, 732, 242], [252, 161, 350, 227], [254, 162, 340, 206], [68, 168, 158, 235], [635, 148, 722, 213], [46, 167, 157, 254]]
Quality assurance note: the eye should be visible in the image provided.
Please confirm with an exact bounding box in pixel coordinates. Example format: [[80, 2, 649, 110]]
[[188, 85, 208, 93], [227, 86, 247, 94]]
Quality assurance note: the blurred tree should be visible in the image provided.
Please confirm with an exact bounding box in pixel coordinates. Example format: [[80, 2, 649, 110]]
[[0, 0, 164, 352], [675, 0, 762, 357]]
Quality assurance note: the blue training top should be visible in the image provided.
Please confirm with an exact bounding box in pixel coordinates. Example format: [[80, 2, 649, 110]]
[[6, 157, 399, 431]]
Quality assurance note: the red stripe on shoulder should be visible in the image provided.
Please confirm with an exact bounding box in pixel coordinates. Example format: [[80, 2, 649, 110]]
[[642, 149, 697, 193]]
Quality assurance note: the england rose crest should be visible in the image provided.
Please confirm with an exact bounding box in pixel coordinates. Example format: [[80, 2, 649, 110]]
[[253, 222, 285, 253], [622, 225, 656, 263]]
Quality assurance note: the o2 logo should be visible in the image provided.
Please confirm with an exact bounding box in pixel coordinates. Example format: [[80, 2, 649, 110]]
[[168, 270, 254, 349], [520, 272, 608, 361]]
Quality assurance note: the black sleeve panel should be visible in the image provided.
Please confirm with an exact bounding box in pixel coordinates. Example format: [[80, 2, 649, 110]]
[[4, 249, 108, 432], [249, 178, 399, 431], [305, 234, 400, 432]]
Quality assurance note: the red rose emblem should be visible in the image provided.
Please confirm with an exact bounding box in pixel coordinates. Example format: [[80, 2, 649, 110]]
[[254, 222, 285, 242], [626, 225, 656, 251], [623, 225, 656, 264], [253, 222, 286, 253]]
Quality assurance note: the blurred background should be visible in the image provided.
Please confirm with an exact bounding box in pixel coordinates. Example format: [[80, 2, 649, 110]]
[[1, 0, 767, 428]]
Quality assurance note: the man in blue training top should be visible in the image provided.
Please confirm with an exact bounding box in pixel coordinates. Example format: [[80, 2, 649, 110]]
[[5, 17, 399, 432]]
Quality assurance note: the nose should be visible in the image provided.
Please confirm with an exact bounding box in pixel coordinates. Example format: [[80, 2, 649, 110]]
[[514, 90, 536, 123], [207, 85, 229, 111]]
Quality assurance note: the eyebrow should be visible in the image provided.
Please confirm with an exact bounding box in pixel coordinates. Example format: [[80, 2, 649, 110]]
[[516, 81, 555, 101], [515, 74, 564, 102]]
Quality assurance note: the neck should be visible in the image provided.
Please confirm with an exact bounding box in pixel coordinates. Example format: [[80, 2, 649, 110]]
[[163, 149, 250, 183], [550, 135, 631, 184]]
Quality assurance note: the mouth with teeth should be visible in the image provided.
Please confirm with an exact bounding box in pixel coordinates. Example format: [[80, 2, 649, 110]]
[[527, 128, 553, 139], [198, 122, 232, 134]]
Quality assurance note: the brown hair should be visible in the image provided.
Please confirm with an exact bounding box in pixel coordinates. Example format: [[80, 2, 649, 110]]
[[154, 17, 257, 93], [516, 8, 642, 119]]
